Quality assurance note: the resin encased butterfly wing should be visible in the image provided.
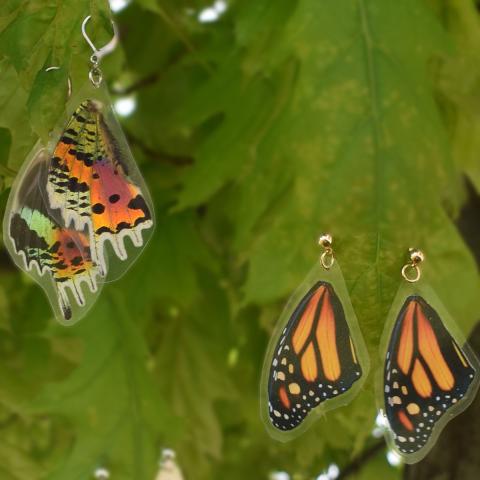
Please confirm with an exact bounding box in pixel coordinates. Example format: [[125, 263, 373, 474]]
[[383, 295, 479, 460], [3, 147, 102, 323], [266, 280, 364, 434], [46, 87, 154, 280]]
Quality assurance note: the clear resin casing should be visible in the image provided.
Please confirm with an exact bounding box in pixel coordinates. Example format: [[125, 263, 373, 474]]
[[261, 260, 370, 441], [3, 81, 155, 324], [378, 279, 480, 463]]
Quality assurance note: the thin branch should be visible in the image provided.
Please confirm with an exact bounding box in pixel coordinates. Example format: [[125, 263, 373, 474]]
[[154, 5, 214, 75], [112, 71, 163, 95], [336, 439, 385, 479], [112, 42, 196, 95], [126, 131, 193, 167]]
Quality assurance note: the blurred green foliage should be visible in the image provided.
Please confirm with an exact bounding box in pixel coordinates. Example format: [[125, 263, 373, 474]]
[[0, 0, 480, 479]]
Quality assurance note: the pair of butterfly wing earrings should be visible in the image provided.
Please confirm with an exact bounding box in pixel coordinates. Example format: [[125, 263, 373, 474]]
[[261, 234, 480, 463], [2, 17, 154, 323]]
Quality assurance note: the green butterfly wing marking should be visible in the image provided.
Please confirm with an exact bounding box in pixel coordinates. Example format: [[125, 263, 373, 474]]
[[6, 149, 101, 321]]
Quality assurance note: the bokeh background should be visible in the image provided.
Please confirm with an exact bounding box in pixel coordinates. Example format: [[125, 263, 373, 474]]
[[1, 0, 480, 479]]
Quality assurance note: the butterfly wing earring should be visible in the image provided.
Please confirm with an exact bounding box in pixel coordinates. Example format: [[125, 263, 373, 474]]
[[46, 16, 154, 280], [3, 16, 154, 324], [261, 234, 369, 440], [4, 146, 102, 321], [379, 248, 480, 463]]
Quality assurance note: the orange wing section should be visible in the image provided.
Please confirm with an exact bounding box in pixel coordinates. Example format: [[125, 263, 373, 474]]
[[398, 410, 414, 431], [417, 307, 454, 391], [412, 359, 432, 398], [316, 289, 341, 381], [301, 342, 318, 382], [53, 140, 89, 181], [279, 386, 291, 409], [397, 301, 415, 374], [292, 286, 325, 354]]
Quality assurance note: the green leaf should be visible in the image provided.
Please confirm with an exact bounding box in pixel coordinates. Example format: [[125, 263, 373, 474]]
[[176, 0, 480, 334], [0, 0, 112, 86], [167, 0, 480, 464], [0, 59, 35, 172], [28, 295, 178, 480], [435, 0, 480, 192], [0, 441, 47, 480], [154, 268, 234, 478], [0, 0, 58, 82], [27, 67, 68, 142]]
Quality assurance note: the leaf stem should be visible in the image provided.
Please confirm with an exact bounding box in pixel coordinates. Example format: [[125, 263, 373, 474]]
[[358, 0, 384, 298]]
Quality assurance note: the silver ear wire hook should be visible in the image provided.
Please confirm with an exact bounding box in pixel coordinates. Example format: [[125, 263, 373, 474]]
[[81, 15, 119, 88], [82, 15, 119, 63]]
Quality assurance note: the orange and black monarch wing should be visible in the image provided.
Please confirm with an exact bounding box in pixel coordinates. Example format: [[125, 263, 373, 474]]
[[268, 281, 362, 431], [384, 296, 478, 455]]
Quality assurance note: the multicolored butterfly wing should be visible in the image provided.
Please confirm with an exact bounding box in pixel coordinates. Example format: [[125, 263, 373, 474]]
[[6, 150, 101, 321], [46, 100, 153, 276], [267, 281, 362, 430], [384, 296, 478, 455]]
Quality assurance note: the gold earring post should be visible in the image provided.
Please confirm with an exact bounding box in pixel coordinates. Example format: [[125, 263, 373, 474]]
[[401, 247, 424, 283], [319, 233, 335, 270]]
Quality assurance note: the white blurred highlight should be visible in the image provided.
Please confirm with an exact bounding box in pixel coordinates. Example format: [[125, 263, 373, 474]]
[[198, 0, 228, 23], [270, 472, 290, 480], [327, 464, 340, 479], [109, 0, 130, 13], [114, 96, 137, 117], [156, 449, 184, 480], [372, 410, 389, 438], [387, 449, 403, 467], [316, 463, 340, 480], [94, 468, 110, 479]]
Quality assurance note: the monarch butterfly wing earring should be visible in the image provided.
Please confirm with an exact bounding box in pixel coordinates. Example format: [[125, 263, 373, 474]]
[[261, 234, 370, 440], [46, 16, 154, 280], [3, 146, 102, 323], [380, 249, 480, 463]]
